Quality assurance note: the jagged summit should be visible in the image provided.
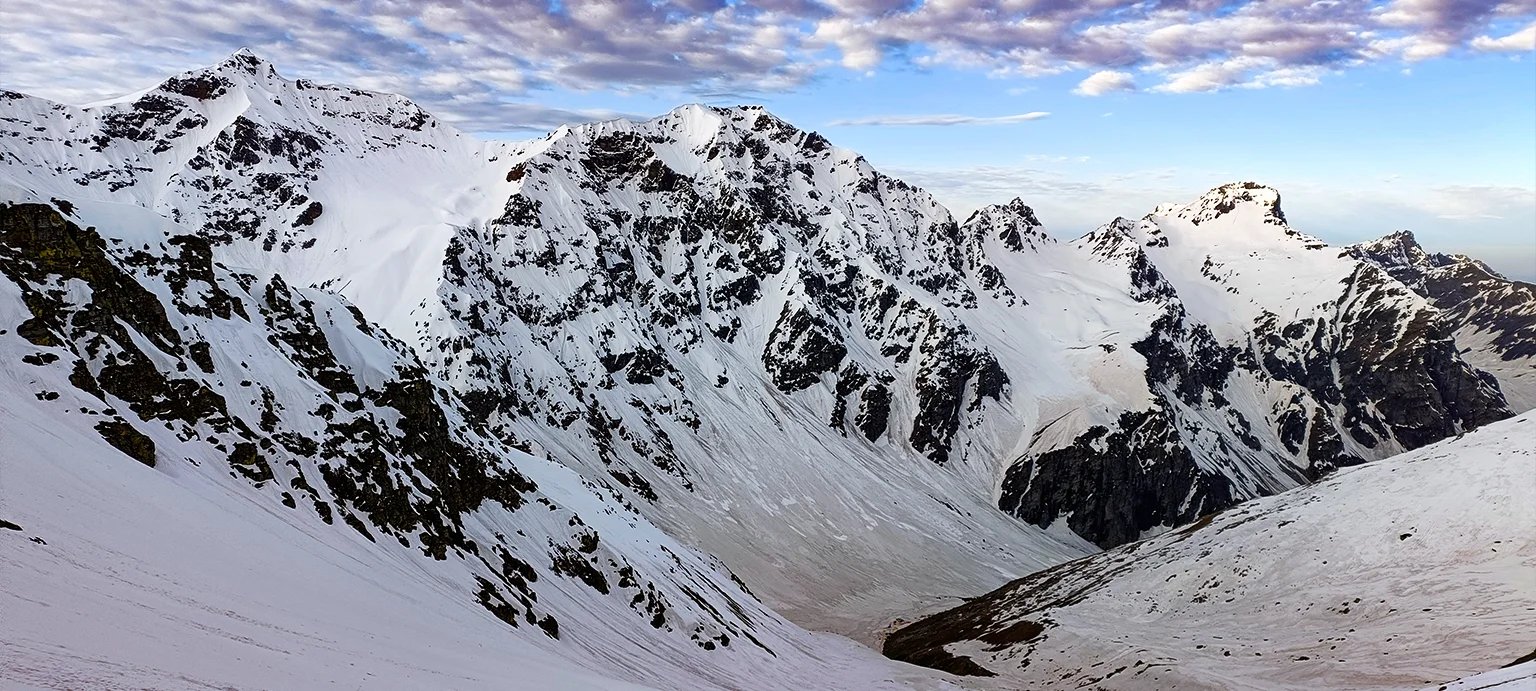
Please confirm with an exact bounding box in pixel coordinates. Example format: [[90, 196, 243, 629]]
[[1076, 216, 1149, 256], [1348, 230, 1442, 285], [1150, 181, 1334, 253], [1349, 228, 1507, 282], [1175, 181, 1287, 226], [965, 197, 1042, 228], [1347, 229, 1536, 409], [963, 197, 1049, 253], [551, 101, 844, 168], [215, 47, 273, 75]]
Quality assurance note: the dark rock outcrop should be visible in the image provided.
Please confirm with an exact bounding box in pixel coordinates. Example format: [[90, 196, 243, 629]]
[[1000, 409, 1234, 548]]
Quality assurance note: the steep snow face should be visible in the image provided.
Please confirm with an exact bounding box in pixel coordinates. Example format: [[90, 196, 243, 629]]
[[999, 183, 1512, 548], [0, 202, 957, 691], [886, 411, 1536, 691], [1347, 230, 1536, 411], [0, 54, 1519, 646]]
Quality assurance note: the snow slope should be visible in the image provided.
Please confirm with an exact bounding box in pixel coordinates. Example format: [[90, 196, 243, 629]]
[[1429, 661, 1536, 690], [0, 395, 950, 691], [0, 49, 515, 341], [886, 411, 1536, 690]]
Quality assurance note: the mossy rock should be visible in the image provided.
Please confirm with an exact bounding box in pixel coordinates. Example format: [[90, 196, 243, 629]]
[[95, 420, 155, 467], [228, 442, 274, 482]]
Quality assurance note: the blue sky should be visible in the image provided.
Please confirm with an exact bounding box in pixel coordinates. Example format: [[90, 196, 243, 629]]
[[2, 0, 1533, 277]]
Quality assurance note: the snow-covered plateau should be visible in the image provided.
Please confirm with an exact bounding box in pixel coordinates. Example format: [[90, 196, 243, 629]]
[[1, 51, 1531, 690]]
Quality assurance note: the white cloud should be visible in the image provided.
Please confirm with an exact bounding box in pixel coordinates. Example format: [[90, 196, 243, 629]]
[[1412, 185, 1536, 221], [1024, 155, 1090, 163], [1150, 58, 1328, 93], [1472, 22, 1536, 52], [0, 0, 1531, 126], [474, 104, 649, 133], [1153, 60, 1255, 93], [1073, 70, 1136, 96], [826, 112, 1050, 126], [883, 164, 1196, 232]]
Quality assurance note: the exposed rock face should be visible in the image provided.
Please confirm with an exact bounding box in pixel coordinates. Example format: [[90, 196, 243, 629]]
[[432, 106, 1014, 484], [764, 303, 848, 393], [1347, 230, 1536, 410], [420, 106, 1073, 637], [1000, 409, 1235, 548]]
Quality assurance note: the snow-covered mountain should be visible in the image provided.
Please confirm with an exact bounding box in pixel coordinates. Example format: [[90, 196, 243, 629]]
[[998, 186, 1512, 547], [1, 51, 1530, 687], [885, 410, 1536, 690]]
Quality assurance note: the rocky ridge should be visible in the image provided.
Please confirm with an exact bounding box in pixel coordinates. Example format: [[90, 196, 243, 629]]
[[1346, 230, 1536, 409]]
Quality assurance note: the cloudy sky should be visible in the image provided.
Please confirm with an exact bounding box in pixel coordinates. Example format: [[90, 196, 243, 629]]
[[3, 0, 1533, 277]]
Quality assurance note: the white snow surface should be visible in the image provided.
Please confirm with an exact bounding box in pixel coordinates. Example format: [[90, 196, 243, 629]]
[[1427, 661, 1536, 690], [0, 377, 956, 690], [895, 411, 1536, 691]]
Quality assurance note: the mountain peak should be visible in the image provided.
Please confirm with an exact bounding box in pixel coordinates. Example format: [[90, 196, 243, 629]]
[[964, 198, 1048, 252], [142, 49, 281, 103], [999, 197, 1042, 223], [1349, 230, 1428, 266], [215, 47, 275, 77], [1344, 229, 1505, 283], [1177, 181, 1287, 227], [1076, 216, 1142, 255], [967, 197, 1041, 226]]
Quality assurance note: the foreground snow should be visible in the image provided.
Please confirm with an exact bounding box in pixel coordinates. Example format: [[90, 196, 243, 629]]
[[885, 411, 1536, 690], [0, 418, 952, 690], [1428, 661, 1536, 690]]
